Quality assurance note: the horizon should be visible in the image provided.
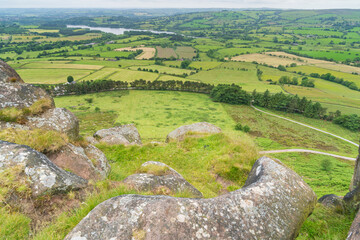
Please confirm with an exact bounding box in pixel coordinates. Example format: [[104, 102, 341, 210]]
[[0, 0, 359, 10]]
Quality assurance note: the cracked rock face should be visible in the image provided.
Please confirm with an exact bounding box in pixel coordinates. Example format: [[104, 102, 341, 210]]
[[350, 141, 360, 191], [0, 60, 24, 83], [26, 108, 79, 140], [0, 83, 54, 110], [166, 122, 222, 142], [65, 156, 317, 240], [0, 141, 87, 196], [47, 143, 110, 181], [94, 124, 142, 145], [123, 161, 203, 198]]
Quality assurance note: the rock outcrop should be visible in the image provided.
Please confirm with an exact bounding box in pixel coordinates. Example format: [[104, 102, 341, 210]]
[[318, 194, 345, 211], [65, 156, 317, 240], [0, 60, 24, 83], [26, 108, 79, 139], [347, 209, 360, 240], [0, 141, 87, 196], [94, 124, 142, 145], [47, 143, 110, 180], [350, 140, 360, 191], [123, 161, 203, 198], [166, 122, 222, 142], [0, 83, 54, 110]]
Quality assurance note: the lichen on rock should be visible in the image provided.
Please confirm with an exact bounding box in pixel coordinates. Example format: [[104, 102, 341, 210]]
[[0, 140, 87, 196], [65, 156, 317, 240], [123, 161, 203, 198]]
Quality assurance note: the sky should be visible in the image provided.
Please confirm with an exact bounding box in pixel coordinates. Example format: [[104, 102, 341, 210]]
[[0, 0, 359, 9]]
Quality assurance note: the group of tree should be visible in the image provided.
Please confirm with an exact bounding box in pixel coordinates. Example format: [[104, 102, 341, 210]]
[[278, 76, 315, 87], [310, 72, 359, 91], [36, 79, 214, 96], [210, 84, 360, 132]]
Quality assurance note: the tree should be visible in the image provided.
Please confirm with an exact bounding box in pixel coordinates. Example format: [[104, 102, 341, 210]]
[[180, 60, 191, 69], [67, 76, 74, 83]]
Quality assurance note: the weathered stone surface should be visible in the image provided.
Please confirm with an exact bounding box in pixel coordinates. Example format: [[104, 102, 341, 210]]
[[347, 209, 360, 240], [166, 122, 222, 142], [26, 108, 79, 139], [94, 124, 141, 145], [318, 194, 345, 210], [0, 83, 54, 110], [65, 156, 317, 240], [350, 140, 360, 191], [123, 161, 203, 198], [85, 136, 99, 145], [0, 60, 24, 83], [0, 121, 30, 131], [47, 143, 110, 181], [0, 140, 87, 196]]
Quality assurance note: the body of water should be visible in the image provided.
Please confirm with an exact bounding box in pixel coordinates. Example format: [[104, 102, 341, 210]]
[[67, 25, 175, 35]]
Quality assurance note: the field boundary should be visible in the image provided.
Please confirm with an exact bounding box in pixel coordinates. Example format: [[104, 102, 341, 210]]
[[260, 149, 356, 161], [251, 103, 359, 147]]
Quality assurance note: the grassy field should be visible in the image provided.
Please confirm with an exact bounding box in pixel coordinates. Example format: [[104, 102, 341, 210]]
[[189, 68, 284, 92], [109, 69, 159, 82], [156, 46, 177, 58], [129, 64, 195, 75], [231, 53, 306, 67], [54, 90, 236, 140], [224, 104, 358, 156], [17, 68, 94, 84], [175, 46, 197, 59], [289, 65, 360, 86]]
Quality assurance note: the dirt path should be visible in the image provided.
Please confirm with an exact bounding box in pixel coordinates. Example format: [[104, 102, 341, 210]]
[[259, 149, 356, 161], [251, 104, 359, 147]]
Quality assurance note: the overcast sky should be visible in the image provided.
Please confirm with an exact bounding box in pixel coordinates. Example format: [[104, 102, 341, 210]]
[[0, 0, 359, 9]]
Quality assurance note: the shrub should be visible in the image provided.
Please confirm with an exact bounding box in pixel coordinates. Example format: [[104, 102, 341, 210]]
[[95, 107, 100, 112], [85, 98, 93, 104], [67, 76, 74, 83], [235, 123, 243, 131], [242, 125, 251, 133]]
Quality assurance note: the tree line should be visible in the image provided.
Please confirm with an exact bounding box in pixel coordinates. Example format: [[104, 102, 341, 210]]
[[210, 84, 360, 132], [35, 79, 214, 96]]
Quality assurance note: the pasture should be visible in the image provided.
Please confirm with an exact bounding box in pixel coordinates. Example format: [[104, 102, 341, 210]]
[[54, 90, 236, 140], [231, 53, 306, 67], [17, 68, 94, 84], [175, 46, 197, 59], [156, 46, 177, 58]]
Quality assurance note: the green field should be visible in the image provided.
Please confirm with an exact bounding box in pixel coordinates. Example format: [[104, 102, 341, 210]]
[[54, 90, 236, 140], [17, 68, 94, 84], [189, 68, 284, 92], [289, 65, 360, 87]]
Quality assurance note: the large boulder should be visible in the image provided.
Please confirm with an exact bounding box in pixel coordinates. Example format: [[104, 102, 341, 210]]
[[65, 156, 317, 240], [0, 83, 54, 110], [318, 194, 345, 211], [350, 140, 360, 191], [94, 124, 142, 145], [47, 143, 110, 181], [0, 140, 87, 196], [26, 108, 79, 139], [347, 209, 360, 240], [123, 161, 203, 198], [166, 122, 222, 142], [0, 60, 24, 83]]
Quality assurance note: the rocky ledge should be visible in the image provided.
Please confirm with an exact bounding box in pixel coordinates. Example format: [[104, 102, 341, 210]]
[[65, 156, 317, 240]]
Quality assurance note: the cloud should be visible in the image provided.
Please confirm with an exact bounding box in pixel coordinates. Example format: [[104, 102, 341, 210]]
[[0, 0, 359, 9]]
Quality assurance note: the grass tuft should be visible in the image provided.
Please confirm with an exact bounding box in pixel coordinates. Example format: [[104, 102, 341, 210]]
[[0, 128, 68, 153]]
